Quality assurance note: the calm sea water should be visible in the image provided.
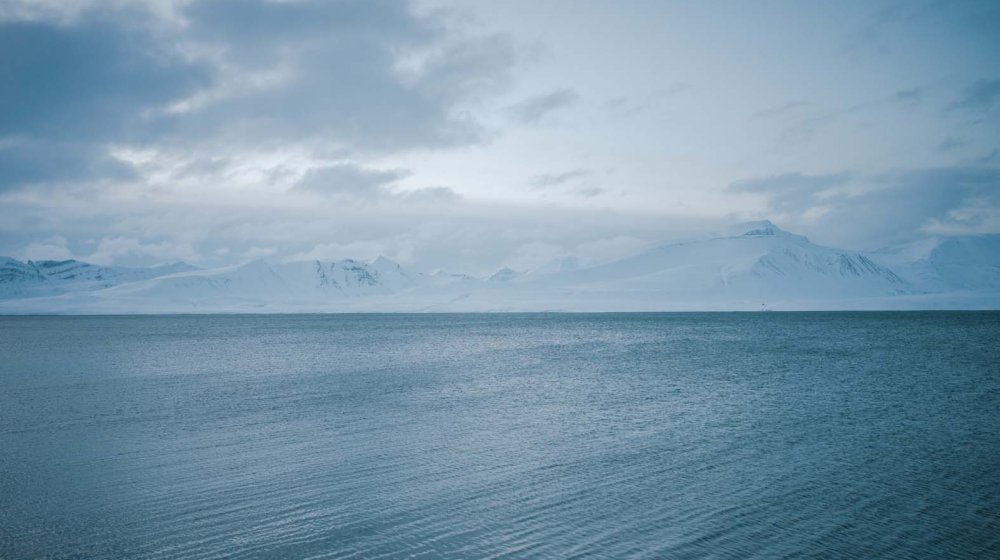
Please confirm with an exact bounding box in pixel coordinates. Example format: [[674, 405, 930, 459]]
[[1, 313, 998, 559]]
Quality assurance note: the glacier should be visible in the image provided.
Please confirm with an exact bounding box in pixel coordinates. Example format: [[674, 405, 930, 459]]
[[1, 221, 997, 313]]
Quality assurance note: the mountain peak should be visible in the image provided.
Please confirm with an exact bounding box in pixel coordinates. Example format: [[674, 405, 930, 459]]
[[488, 267, 519, 282], [371, 255, 399, 268], [731, 219, 782, 236], [721, 220, 810, 243]]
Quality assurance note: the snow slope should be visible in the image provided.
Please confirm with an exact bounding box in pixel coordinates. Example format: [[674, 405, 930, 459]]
[[0, 257, 198, 300], [542, 220, 907, 299], [872, 235, 1000, 292], [395, 220, 927, 312], [88, 258, 418, 311]]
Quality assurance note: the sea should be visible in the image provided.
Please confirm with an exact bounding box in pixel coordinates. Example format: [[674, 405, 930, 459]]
[[1, 312, 998, 559]]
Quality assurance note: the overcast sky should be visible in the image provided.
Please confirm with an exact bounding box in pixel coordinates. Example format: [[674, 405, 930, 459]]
[[1, 0, 998, 273]]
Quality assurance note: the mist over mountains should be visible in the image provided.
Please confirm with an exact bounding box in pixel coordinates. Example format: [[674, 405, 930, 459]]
[[2, 221, 997, 313]]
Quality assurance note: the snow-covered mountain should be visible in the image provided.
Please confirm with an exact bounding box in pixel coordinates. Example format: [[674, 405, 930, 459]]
[[871, 234, 1000, 292], [0, 221, 997, 313], [87, 257, 423, 311], [488, 267, 520, 283], [0, 257, 198, 300], [523, 256, 583, 279], [542, 220, 907, 299]]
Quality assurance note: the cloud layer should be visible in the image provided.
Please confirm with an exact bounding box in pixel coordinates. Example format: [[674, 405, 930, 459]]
[[0, 0, 519, 191], [0, 0, 998, 271]]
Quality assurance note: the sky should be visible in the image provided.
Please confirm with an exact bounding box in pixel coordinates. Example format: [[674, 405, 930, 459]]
[[0, 0, 998, 274]]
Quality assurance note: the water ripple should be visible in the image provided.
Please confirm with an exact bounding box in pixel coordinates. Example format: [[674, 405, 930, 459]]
[[1, 312, 998, 559]]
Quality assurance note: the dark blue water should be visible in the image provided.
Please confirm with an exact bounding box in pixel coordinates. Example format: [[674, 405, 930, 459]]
[[1, 313, 998, 559]]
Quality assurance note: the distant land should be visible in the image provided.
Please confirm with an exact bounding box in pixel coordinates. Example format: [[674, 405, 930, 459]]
[[2, 221, 998, 313]]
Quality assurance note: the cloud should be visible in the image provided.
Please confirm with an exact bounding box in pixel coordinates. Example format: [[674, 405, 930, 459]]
[[401, 186, 461, 203], [0, 177, 706, 272], [170, 0, 518, 153], [0, 15, 210, 142], [294, 164, 409, 199], [847, 2, 945, 56], [530, 169, 591, 188], [506, 88, 579, 124], [835, 167, 1000, 245], [287, 240, 394, 264], [529, 169, 607, 198], [3, 1, 998, 272], [732, 167, 1000, 247], [605, 83, 691, 118], [751, 100, 808, 120], [0, 141, 137, 191], [292, 163, 459, 205], [171, 157, 232, 181], [0, 13, 211, 190], [20, 237, 73, 262], [729, 172, 852, 212], [243, 246, 278, 260], [0, 0, 519, 192], [950, 79, 1000, 111], [978, 149, 999, 165], [652, 83, 693, 97], [84, 236, 199, 266], [938, 137, 966, 152], [569, 186, 606, 198], [894, 88, 922, 103]]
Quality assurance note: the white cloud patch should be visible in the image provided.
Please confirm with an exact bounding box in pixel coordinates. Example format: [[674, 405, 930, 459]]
[[20, 236, 73, 262]]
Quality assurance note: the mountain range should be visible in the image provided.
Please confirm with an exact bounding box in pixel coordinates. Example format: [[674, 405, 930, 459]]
[[1, 221, 997, 313]]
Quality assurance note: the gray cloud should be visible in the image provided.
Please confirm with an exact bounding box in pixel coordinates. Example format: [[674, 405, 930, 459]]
[[894, 88, 923, 103], [184, 0, 431, 64], [569, 185, 606, 198], [729, 172, 852, 212], [0, 0, 518, 191], [605, 83, 691, 118], [0, 13, 211, 190], [0, 141, 137, 190], [164, 0, 518, 155], [751, 100, 808, 120], [294, 164, 409, 199], [506, 89, 579, 124], [174, 0, 518, 153], [401, 186, 462, 204], [171, 157, 233, 181], [0, 15, 210, 142], [938, 137, 966, 152], [733, 167, 1000, 248], [2, 1, 998, 271], [848, 2, 956, 56], [293, 164, 459, 205], [950, 79, 1000, 112], [652, 83, 693, 97], [530, 169, 606, 198], [530, 169, 591, 188], [827, 167, 1000, 246], [978, 149, 999, 165]]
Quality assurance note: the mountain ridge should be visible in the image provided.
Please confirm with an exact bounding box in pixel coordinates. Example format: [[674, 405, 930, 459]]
[[1, 222, 997, 313]]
